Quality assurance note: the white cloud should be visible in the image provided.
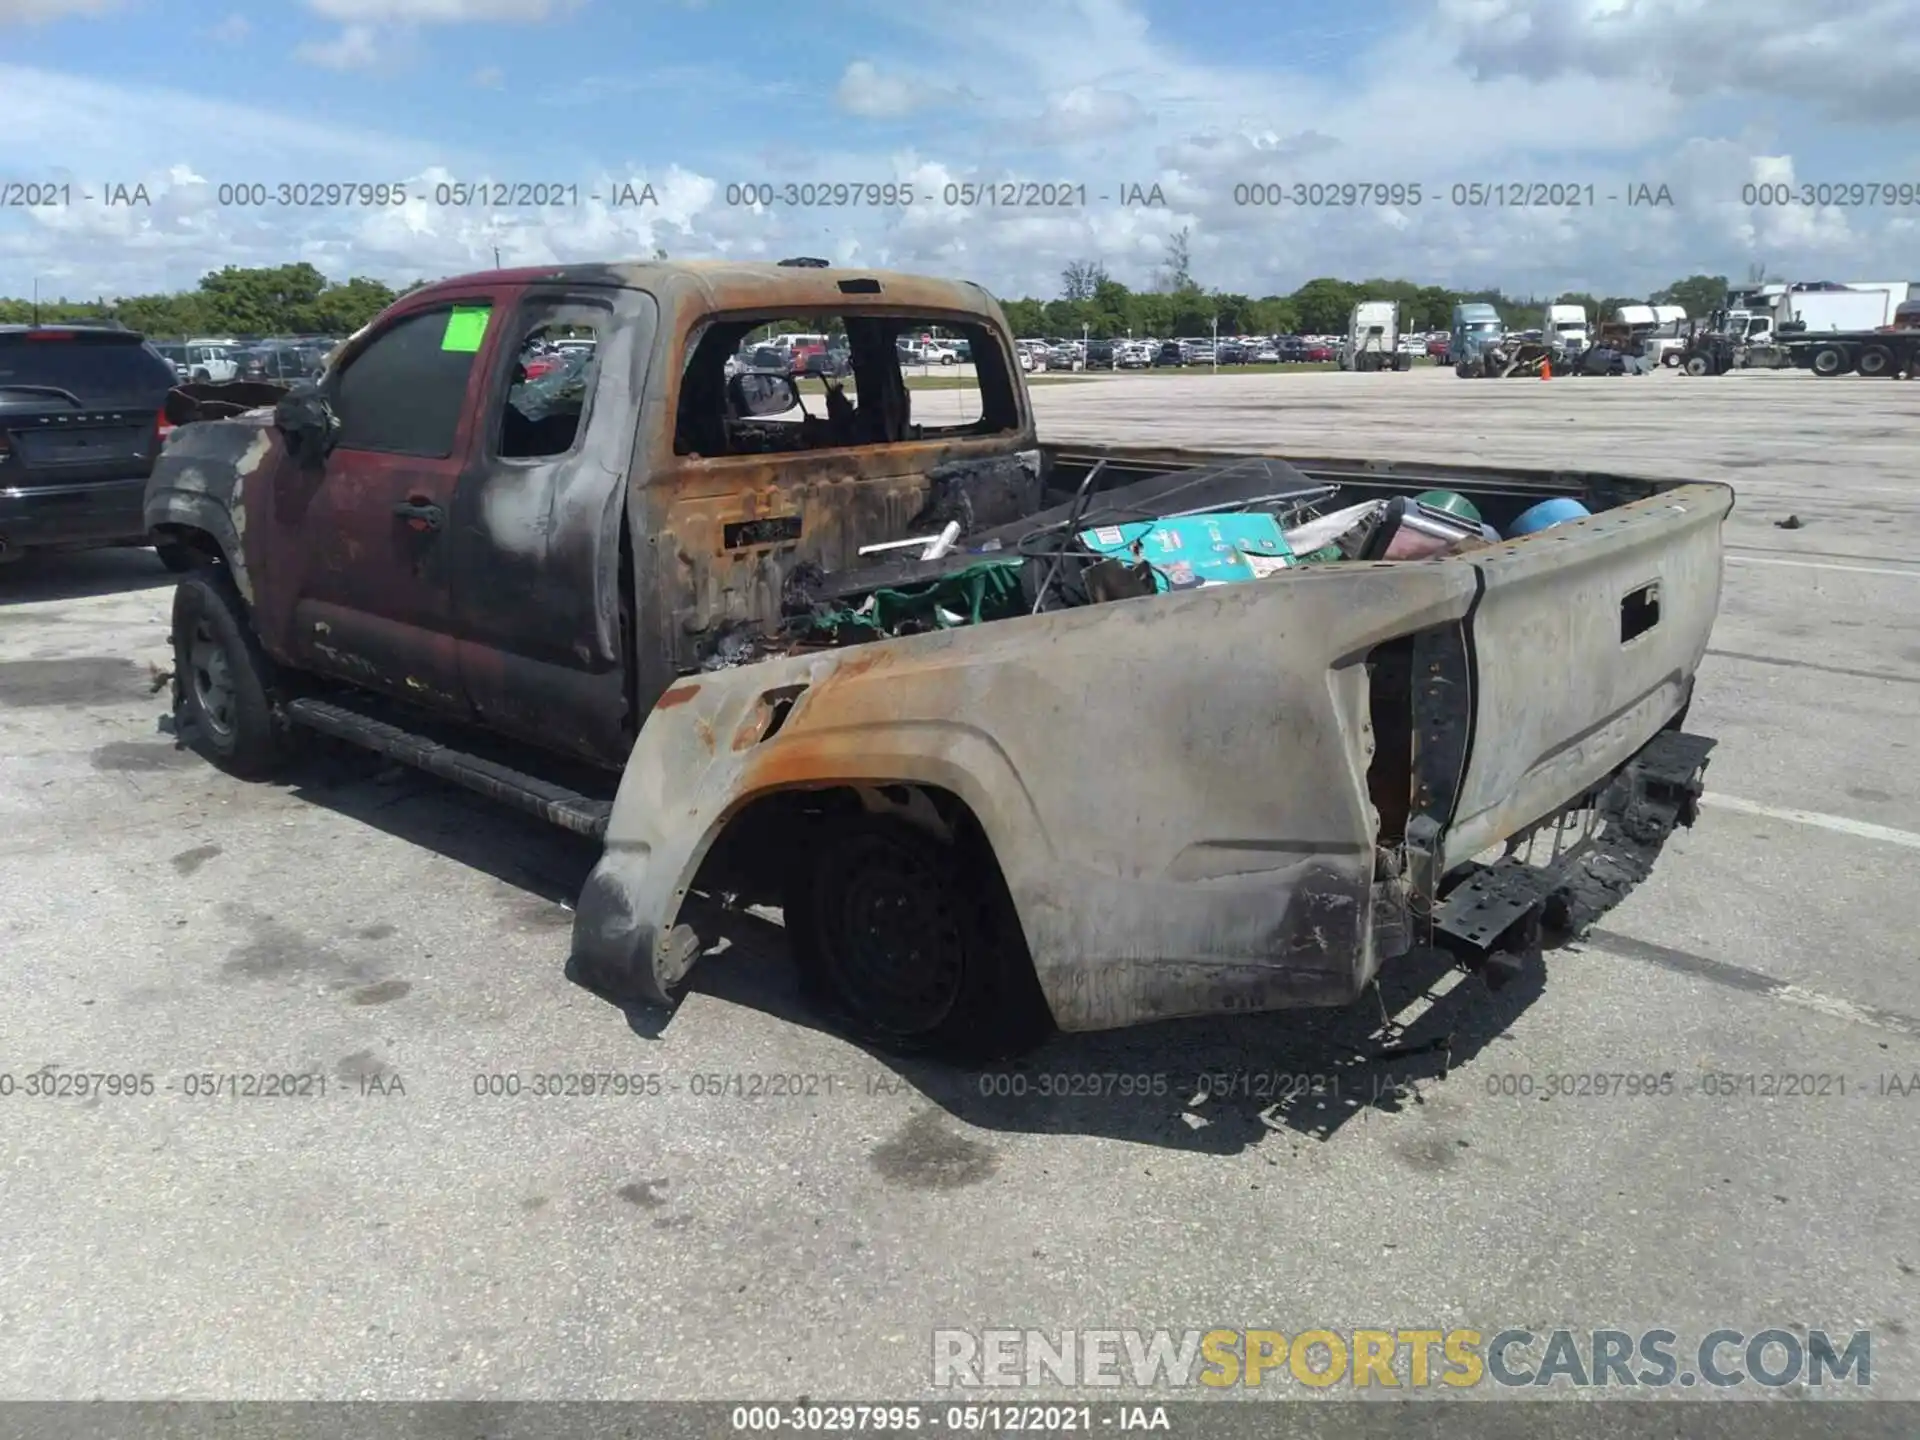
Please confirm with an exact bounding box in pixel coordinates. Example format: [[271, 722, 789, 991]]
[[1437, 0, 1920, 123], [835, 61, 960, 119], [307, 0, 572, 20], [5, 1, 1918, 306], [0, 0, 115, 19], [206, 13, 249, 42], [472, 64, 504, 88], [1031, 88, 1150, 144], [297, 24, 385, 71]]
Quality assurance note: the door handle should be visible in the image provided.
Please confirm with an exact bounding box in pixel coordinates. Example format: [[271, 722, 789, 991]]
[[393, 498, 444, 532]]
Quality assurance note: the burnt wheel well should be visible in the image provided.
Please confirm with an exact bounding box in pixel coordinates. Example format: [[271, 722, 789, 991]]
[[150, 523, 228, 566], [689, 782, 1015, 916]]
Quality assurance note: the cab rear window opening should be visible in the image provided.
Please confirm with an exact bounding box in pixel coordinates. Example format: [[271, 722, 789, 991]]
[[672, 312, 1020, 459]]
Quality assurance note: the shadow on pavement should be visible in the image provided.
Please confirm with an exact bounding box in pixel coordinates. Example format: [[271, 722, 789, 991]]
[[219, 718, 1691, 1159], [0, 547, 175, 606]]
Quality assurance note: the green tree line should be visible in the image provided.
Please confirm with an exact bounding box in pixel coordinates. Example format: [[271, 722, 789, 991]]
[[0, 263, 425, 337], [1003, 265, 1730, 337], [1, 259, 1731, 341]]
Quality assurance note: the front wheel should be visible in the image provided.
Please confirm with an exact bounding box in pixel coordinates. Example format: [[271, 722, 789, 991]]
[[171, 570, 293, 779], [1682, 353, 1712, 377], [787, 812, 1051, 1061], [1856, 345, 1894, 378], [1810, 345, 1850, 376]]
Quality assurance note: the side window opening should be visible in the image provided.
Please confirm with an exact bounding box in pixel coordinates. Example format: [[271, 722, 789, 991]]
[[498, 315, 603, 459], [672, 311, 1017, 458], [333, 305, 488, 458]]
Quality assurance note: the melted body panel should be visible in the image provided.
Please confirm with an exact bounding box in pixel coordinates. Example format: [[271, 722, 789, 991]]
[[575, 465, 1731, 1032]]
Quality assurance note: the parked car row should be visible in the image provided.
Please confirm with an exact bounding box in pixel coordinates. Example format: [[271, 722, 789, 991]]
[[149, 336, 337, 384], [1017, 333, 1361, 370]]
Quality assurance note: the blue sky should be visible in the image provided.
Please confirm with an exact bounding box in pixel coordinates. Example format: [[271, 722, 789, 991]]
[[2, 0, 1917, 302]]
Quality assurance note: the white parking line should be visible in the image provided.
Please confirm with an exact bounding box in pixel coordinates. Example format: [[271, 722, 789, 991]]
[[1703, 793, 1920, 850], [1726, 555, 1920, 580]]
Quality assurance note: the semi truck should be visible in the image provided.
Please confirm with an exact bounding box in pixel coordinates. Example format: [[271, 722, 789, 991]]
[[1447, 303, 1504, 369], [1544, 303, 1591, 357], [1616, 305, 1690, 368], [1337, 300, 1411, 371]]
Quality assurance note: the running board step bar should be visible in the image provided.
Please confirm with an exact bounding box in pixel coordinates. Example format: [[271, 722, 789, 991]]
[[283, 696, 612, 840]]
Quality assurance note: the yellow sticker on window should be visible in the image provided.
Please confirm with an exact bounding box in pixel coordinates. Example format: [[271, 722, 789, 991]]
[[441, 306, 490, 353]]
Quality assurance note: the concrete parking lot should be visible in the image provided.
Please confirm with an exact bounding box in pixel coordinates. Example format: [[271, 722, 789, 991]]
[[1, 365, 1915, 1402]]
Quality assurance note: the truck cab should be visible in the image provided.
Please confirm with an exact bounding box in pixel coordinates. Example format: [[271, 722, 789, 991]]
[[1447, 304, 1503, 367], [1338, 301, 1407, 372], [1545, 303, 1591, 356], [146, 262, 1039, 773]]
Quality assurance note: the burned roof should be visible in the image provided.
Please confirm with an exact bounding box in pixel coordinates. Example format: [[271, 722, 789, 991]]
[[415, 260, 1005, 322]]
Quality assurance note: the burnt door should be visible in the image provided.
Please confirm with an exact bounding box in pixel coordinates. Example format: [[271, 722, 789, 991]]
[[449, 287, 652, 764], [271, 295, 509, 711]]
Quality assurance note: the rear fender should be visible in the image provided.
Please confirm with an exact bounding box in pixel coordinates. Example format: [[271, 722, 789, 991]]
[[572, 560, 1481, 1030]]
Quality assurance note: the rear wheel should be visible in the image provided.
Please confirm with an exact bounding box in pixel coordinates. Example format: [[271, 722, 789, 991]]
[[154, 541, 195, 573], [1856, 345, 1894, 378], [1661, 350, 1681, 367], [1810, 345, 1850, 376], [1393, 353, 1413, 372], [787, 811, 1051, 1061], [171, 569, 293, 779]]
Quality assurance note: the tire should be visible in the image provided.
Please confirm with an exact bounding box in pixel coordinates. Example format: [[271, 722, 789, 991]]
[[191, 369, 210, 383], [1682, 353, 1712, 377], [787, 811, 1052, 1062], [940, 354, 955, 366], [1393, 354, 1412, 371], [1856, 345, 1894, 378], [170, 568, 293, 780], [1810, 345, 1849, 377], [1661, 350, 1680, 367], [154, 541, 195, 573]]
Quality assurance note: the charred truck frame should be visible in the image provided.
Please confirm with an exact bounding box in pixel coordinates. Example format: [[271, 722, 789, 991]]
[[145, 261, 1730, 1059]]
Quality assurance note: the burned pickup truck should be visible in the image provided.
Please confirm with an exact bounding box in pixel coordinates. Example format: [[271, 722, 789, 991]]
[[146, 260, 1731, 1058]]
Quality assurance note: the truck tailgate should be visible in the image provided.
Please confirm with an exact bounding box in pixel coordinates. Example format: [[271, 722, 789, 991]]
[[1438, 483, 1732, 875]]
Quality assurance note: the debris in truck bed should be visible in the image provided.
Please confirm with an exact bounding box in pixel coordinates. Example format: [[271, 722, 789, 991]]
[[1078, 511, 1292, 590], [905, 452, 1042, 536], [764, 452, 1569, 652], [795, 559, 1028, 642]]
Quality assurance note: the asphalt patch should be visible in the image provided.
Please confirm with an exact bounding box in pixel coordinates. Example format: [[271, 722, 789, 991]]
[[0, 657, 141, 708], [617, 1178, 670, 1209], [170, 843, 223, 875], [870, 1110, 998, 1191], [349, 979, 412, 1006]]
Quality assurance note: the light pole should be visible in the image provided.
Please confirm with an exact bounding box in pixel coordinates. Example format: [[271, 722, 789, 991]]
[[1082, 321, 1089, 371], [1211, 315, 1218, 372]]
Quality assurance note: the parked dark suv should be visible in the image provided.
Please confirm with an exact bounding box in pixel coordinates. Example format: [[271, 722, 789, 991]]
[[1153, 340, 1186, 367], [1084, 339, 1116, 370], [1, 324, 183, 567]]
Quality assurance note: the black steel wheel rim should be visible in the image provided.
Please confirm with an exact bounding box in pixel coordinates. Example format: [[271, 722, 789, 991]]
[[825, 835, 967, 1036], [189, 618, 237, 740]]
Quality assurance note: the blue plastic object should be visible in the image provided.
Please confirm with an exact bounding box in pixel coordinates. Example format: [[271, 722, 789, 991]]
[[1507, 497, 1591, 537], [1079, 512, 1291, 590]]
